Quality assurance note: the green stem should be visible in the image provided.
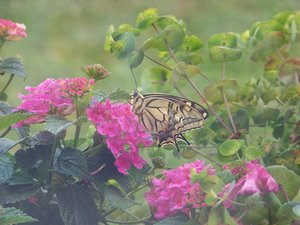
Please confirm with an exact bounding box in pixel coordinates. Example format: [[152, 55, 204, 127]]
[[104, 216, 152, 224], [0, 126, 11, 138], [0, 74, 14, 96], [189, 145, 222, 168], [73, 104, 81, 149], [49, 137, 59, 169], [221, 88, 237, 134], [0, 39, 4, 51]]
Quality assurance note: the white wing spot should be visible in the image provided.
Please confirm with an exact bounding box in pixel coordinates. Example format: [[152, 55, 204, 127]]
[[203, 112, 208, 118]]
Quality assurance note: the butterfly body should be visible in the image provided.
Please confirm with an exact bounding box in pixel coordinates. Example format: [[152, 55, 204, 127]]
[[131, 90, 208, 150]]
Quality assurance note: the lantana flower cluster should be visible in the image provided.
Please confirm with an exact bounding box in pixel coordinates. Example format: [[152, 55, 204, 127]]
[[0, 18, 27, 41], [16, 77, 94, 127], [86, 99, 153, 175], [145, 160, 215, 219], [221, 160, 279, 208]]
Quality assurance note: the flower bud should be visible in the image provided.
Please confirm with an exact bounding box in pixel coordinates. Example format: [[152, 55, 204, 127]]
[[82, 64, 110, 81]]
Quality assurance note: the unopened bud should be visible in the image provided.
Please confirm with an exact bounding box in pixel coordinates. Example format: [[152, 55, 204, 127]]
[[82, 64, 110, 81]]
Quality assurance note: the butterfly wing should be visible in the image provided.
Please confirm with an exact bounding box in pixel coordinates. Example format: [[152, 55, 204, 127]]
[[131, 92, 208, 149]]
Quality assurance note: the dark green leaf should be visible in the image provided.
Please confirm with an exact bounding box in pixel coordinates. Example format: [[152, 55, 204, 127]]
[[0, 101, 12, 114], [0, 57, 26, 78], [233, 109, 249, 131], [7, 172, 36, 186], [55, 148, 89, 180], [253, 108, 280, 127], [268, 165, 300, 203], [105, 186, 140, 209], [0, 155, 13, 184], [0, 206, 38, 225], [45, 115, 75, 135], [204, 80, 238, 104], [56, 184, 100, 225], [0, 138, 25, 155], [15, 148, 38, 169], [109, 88, 130, 101], [0, 184, 41, 204], [0, 111, 32, 130]]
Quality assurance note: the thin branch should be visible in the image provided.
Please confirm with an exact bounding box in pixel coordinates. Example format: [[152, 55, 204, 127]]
[[0, 126, 11, 138], [221, 89, 237, 133], [188, 145, 223, 168], [143, 53, 172, 71], [0, 74, 14, 96]]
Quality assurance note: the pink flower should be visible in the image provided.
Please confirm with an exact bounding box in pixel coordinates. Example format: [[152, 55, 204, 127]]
[[221, 160, 279, 208], [86, 99, 153, 175], [0, 18, 27, 41], [15, 77, 94, 127], [145, 160, 215, 219]]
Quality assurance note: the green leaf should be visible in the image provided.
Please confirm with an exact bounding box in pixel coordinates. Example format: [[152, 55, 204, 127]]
[[129, 48, 144, 69], [0, 111, 32, 130], [112, 32, 136, 59], [204, 80, 238, 104], [277, 202, 298, 225], [109, 88, 131, 101], [104, 25, 115, 52], [0, 138, 25, 155], [0, 155, 13, 184], [253, 106, 280, 127], [208, 33, 242, 62], [105, 186, 140, 209], [208, 206, 238, 225], [292, 204, 300, 217], [243, 145, 262, 160], [0, 184, 41, 204], [219, 139, 243, 156], [154, 215, 189, 225], [45, 115, 85, 135], [54, 148, 89, 180], [268, 165, 300, 203], [0, 206, 38, 225], [136, 8, 159, 29], [182, 35, 203, 51], [56, 184, 100, 225], [233, 109, 249, 131], [0, 57, 26, 78], [7, 171, 36, 186]]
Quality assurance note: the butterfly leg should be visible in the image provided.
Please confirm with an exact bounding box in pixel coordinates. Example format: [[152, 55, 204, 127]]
[[177, 134, 190, 145]]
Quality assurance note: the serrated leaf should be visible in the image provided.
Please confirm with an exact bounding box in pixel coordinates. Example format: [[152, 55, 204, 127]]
[[105, 187, 140, 209], [0, 138, 25, 155], [109, 88, 130, 101], [0, 111, 31, 130], [268, 165, 300, 203], [0, 155, 13, 184], [0, 57, 26, 78], [54, 148, 89, 180], [219, 139, 243, 156], [0, 184, 40, 204], [56, 184, 100, 225], [45, 115, 82, 135], [0, 206, 38, 225]]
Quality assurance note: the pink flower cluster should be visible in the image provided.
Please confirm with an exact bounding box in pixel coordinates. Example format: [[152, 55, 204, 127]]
[[221, 160, 279, 208], [16, 77, 94, 127], [0, 18, 27, 41], [145, 160, 215, 219], [86, 99, 153, 175]]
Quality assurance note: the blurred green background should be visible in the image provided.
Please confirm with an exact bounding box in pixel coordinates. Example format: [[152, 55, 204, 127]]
[[1, 0, 299, 106]]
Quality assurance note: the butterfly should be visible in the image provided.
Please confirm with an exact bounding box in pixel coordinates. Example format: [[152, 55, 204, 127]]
[[130, 90, 209, 151]]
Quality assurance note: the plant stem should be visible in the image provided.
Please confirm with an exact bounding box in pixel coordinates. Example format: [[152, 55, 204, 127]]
[[143, 53, 172, 71], [49, 137, 59, 169], [105, 216, 152, 224], [0, 39, 4, 51], [0, 126, 11, 138], [0, 74, 14, 96], [221, 89, 237, 134], [73, 105, 81, 149]]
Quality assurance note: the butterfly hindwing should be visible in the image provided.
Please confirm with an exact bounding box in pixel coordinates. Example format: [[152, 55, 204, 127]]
[[131, 91, 209, 150]]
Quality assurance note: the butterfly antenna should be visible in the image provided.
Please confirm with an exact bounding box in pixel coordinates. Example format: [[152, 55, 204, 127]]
[[130, 67, 138, 90]]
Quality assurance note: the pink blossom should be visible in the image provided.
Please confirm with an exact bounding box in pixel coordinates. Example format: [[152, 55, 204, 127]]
[[145, 160, 215, 219], [221, 160, 279, 208], [15, 77, 94, 127], [86, 99, 153, 175], [0, 18, 27, 41]]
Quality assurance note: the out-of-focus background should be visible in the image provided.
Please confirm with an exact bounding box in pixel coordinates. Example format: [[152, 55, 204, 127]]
[[1, 0, 299, 106]]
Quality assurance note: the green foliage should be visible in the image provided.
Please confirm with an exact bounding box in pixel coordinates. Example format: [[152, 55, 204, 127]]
[[0, 155, 13, 184], [0, 206, 38, 225], [0, 111, 31, 130], [0, 57, 26, 78]]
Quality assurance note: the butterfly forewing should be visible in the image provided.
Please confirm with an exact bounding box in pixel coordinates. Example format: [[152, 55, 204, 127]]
[[131, 91, 209, 149]]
